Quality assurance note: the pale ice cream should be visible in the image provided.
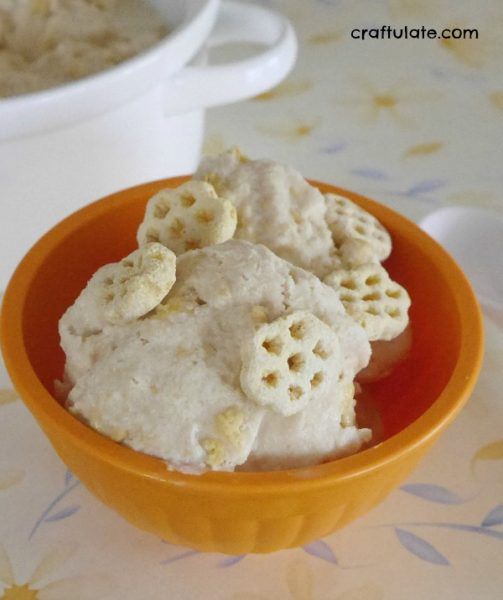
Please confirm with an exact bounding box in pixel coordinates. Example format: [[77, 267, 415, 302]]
[[194, 150, 336, 278], [0, 0, 166, 97], [62, 241, 371, 472], [59, 150, 412, 473]]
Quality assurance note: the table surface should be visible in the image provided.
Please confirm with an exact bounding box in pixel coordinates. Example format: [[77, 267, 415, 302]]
[[1, 1, 502, 598]]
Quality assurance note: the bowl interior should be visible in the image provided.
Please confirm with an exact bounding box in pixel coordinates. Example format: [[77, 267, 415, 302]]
[[18, 179, 466, 448]]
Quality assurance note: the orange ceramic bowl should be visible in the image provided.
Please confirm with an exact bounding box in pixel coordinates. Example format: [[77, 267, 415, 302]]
[[1, 178, 483, 554]]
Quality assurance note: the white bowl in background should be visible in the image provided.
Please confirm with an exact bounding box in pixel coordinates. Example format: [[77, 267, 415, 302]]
[[0, 0, 297, 286]]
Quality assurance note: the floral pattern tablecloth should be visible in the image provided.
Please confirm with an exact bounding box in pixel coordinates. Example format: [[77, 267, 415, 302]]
[[1, 1, 502, 598]]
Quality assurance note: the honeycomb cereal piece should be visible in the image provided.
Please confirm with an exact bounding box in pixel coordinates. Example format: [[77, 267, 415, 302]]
[[325, 193, 392, 262], [137, 181, 237, 254], [340, 381, 356, 427], [250, 304, 269, 325], [103, 242, 176, 324], [202, 438, 225, 469], [199, 147, 249, 193], [240, 311, 343, 416], [338, 238, 377, 268], [213, 405, 258, 468], [30, 0, 51, 17], [324, 263, 410, 342], [216, 406, 246, 448]]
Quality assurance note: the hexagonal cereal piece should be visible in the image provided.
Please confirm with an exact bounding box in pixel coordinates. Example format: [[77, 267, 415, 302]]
[[337, 238, 378, 268], [103, 242, 176, 323], [324, 263, 410, 341], [240, 311, 343, 416], [137, 181, 237, 254], [325, 193, 392, 262]]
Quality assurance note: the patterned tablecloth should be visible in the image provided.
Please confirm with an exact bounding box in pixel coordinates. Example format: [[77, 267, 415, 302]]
[[1, 1, 502, 598]]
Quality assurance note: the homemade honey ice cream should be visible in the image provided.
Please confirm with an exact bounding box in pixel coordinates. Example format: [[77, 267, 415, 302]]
[[0, 0, 166, 97], [62, 241, 371, 472], [194, 150, 336, 278], [59, 150, 411, 473]]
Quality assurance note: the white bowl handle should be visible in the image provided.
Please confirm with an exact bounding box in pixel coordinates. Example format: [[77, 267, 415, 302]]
[[162, 0, 297, 115]]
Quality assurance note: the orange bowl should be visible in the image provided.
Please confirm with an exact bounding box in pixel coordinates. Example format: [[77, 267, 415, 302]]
[[0, 178, 483, 554]]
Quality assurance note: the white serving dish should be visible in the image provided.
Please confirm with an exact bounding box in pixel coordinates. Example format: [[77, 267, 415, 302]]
[[0, 0, 296, 285]]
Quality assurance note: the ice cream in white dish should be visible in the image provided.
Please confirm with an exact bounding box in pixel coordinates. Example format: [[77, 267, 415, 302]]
[[0, 0, 166, 98], [59, 150, 411, 473]]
